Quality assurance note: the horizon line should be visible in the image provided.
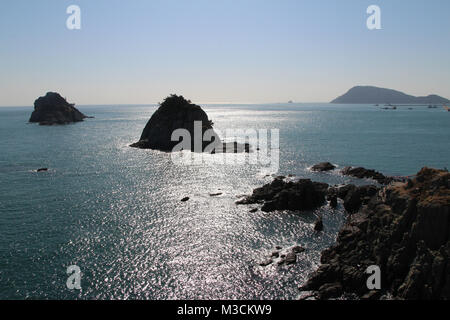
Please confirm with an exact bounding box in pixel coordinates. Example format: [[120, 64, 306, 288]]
[[0, 101, 332, 108]]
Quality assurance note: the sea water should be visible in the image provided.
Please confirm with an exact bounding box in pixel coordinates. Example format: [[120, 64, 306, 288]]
[[0, 103, 448, 299]]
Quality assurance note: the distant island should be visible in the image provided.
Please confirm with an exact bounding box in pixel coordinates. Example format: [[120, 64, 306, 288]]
[[29, 92, 90, 125], [331, 86, 450, 104]]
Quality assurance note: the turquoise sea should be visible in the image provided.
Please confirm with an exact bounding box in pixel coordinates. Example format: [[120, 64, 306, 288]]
[[0, 103, 449, 299]]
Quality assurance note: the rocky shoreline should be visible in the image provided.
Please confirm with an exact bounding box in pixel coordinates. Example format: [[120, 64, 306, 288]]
[[237, 164, 450, 300]]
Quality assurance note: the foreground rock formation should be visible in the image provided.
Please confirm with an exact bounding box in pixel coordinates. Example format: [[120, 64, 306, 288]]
[[29, 92, 88, 125], [311, 162, 336, 172], [236, 176, 329, 212], [300, 167, 450, 299], [341, 166, 395, 185], [130, 95, 249, 153]]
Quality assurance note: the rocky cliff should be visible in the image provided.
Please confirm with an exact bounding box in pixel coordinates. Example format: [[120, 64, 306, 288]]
[[29, 92, 88, 125], [301, 167, 450, 299]]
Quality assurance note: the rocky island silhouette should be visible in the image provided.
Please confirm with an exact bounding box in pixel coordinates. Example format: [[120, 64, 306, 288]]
[[29, 92, 90, 125], [130, 94, 250, 153]]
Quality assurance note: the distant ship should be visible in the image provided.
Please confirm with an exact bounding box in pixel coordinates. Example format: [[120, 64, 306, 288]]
[[288, 100, 293, 104]]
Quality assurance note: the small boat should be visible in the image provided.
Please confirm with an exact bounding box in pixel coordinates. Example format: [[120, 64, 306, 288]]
[[444, 106, 450, 112]]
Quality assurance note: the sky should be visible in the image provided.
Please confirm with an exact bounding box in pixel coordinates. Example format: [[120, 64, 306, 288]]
[[1, 0, 450, 106]]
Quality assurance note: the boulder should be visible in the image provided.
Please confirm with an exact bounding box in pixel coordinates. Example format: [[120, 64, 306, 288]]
[[259, 259, 273, 267], [314, 216, 324, 231], [285, 252, 297, 265], [292, 246, 305, 253], [311, 162, 336, 172], [236, 177, 329, 212], [341, 166, 394, 185], [29, 92, 88, 125]]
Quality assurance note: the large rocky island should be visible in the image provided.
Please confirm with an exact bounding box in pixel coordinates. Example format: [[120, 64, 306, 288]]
[[331, 86, 450, 104], [29, 92, 89, 125], [131, 95, 249, 153]]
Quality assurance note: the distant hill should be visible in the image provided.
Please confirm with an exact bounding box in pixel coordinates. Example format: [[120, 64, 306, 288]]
[[331, 86, 450, 104]]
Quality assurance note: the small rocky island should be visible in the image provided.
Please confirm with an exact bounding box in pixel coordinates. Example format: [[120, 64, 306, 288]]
[[131, 95, 249, 153], [29, 92, 89, 125]]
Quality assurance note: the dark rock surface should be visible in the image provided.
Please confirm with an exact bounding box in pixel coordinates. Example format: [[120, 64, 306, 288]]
[[259, 259, 273, 267], [311, 162, 336, 172], [130, 95, 249, 153], [236, 177, 329, 212], [300, 167, 450, 299], [314, 216, 324, 231], [292, 246, 305, 254], [341, 166, 394, 185], [29, 92, 88, 125], [285, 252, 297, 265], [329, 195, 338, 208], [342, 185, 379, 213]]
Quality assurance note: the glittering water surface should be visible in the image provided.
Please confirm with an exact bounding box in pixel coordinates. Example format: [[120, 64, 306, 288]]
[[0, 104, 449, 299]]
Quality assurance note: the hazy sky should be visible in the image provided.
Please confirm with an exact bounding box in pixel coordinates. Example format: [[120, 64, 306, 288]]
[[1, 0, 450, 106]]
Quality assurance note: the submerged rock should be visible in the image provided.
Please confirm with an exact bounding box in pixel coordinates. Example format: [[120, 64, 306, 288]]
[[259, 259, 273, 267], [130, 95, 249, 153], [300, 167, 450, 300], [292, 246, 305, 254], [236, 177, 329, 212], [29, 92, 88, 125], [285, 252, 297, 265], [311, 162, 336, 172]]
